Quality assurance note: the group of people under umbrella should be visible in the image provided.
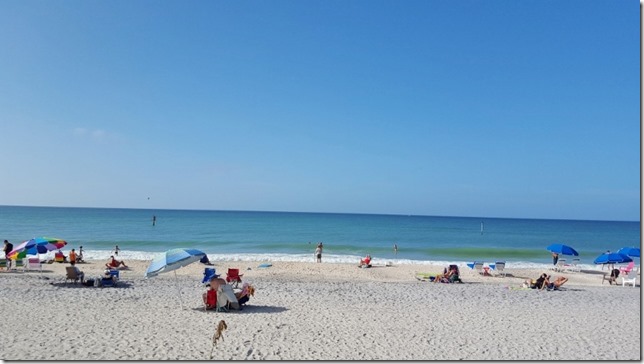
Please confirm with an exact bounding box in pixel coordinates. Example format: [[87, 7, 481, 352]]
[[547, 243, 640, 285], [145, 248, 255, 310], [547, 243, 640, 267]]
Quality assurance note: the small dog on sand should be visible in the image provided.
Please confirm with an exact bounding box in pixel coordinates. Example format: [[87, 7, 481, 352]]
[[213, 320, 228, 345], [209, 320, 228, 359]]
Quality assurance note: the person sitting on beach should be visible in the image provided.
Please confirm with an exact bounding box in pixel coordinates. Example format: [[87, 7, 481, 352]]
[[55, 250, 67, 263], [106, 255, 128, 269], [209, 277, 228, 291], [69, 249, 77, 265], [446, 265, 462, 283], [359, 254, 372, 268], [70, 262, 85, 283], [544, 276, 568, 290], [532, 273, 548, 289], [235, 282, 255, 307], [102, 269, 117, 284]]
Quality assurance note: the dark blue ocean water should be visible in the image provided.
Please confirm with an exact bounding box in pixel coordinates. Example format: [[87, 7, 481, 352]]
[[0, 205, 639, 269]]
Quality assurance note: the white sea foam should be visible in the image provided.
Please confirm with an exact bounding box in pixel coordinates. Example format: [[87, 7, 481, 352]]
[[55, 249, 610, 271]]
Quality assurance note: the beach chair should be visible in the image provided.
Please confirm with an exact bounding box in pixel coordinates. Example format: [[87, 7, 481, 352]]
[[619, 262, 635, 276], [621, 270, 637, 287], [492, 261, 506, 277], [54, 252, 66, 263], [602, 269, 620, 285], [203, 289, 218, 311], [473, 262, 485, 275], [202, 268, 218, 284], [554, 259, 566, 272], [225, 268, 243, 288], [566, 258, 581, 273], [65, 267, 81, 284], [101, 270, 119, 287], [23, 257, 42, 272]]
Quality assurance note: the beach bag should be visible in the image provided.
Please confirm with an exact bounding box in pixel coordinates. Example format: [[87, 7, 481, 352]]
[[83, 279, 94, 287]]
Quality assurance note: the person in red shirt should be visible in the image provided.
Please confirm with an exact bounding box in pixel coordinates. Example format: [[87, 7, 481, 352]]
[[105, 255, 128, 269]]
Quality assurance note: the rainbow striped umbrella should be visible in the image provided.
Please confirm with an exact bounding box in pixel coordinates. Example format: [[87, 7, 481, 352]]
[[8, 237, 67, 260]]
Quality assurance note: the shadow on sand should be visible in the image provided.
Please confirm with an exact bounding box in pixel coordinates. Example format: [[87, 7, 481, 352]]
[[48, 281, 135, 289], [194, 304, 288, 314]]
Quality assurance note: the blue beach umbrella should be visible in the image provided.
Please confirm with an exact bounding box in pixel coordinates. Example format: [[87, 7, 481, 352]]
[[546, 243, 579, 256], [145, 248, 206, 309], [593, 252, 632, 265], [616, 247, 640, 258], [145, 248, 206, 278]]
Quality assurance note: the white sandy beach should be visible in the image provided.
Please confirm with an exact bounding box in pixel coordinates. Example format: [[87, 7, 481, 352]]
[[0, 259, 639, 360]]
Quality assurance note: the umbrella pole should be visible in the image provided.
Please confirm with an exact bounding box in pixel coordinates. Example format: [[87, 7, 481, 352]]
[[174, 270, 184, 309]]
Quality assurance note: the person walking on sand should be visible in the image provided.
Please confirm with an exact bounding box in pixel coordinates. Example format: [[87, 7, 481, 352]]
[[3, 240, 13, 270], [552, 252, 559, 266], [315, 245, 322, 263]]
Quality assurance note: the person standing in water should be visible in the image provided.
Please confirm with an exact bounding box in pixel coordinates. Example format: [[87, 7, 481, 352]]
[[114, 245, 120, 256], [393, 243, 398, 255], [152, 215, 156, 226]]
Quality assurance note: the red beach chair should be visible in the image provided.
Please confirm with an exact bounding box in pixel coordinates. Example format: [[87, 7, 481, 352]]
[[203, 289, 218, 311], [226, 268, 243, 288]]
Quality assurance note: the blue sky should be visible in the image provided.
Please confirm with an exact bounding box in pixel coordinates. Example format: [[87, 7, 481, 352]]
[[0, 0, 640, 221]]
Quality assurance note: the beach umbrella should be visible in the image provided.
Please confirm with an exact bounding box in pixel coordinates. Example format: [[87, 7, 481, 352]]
[[8, 237, 67, 260], [593, 252, 632, 265], [546, 243, 579, 256], [144, 248, 206, 309], [616, 247, 640, 258]]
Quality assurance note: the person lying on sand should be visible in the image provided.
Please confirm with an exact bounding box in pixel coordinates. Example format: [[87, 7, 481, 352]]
[[106, 255, 128, 269], [543, 276, 568, 290]]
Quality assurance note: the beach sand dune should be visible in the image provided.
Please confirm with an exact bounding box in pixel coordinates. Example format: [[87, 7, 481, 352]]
[[0, 260, 639, 360]]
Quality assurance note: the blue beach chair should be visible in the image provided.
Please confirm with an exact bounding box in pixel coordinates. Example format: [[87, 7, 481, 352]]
[[202, 268, 219, 283]]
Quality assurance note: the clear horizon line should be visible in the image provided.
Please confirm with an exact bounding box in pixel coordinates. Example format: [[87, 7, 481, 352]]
[[0, 204, 639, 224]]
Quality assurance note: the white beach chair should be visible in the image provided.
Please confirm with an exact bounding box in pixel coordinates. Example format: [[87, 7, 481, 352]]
[[23, 257, 42, 272], [473, 262, 485, 275], [492, 261, 506, 277], [554, 259, 566, 272], [569, 258, 581, 273], [621, 270, 637, 287]]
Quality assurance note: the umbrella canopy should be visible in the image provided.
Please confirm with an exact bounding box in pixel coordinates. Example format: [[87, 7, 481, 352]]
[[145, 248, 206, 278], [593, 252, 633, 265], [145, 248, 206, 309], [546, 243, 579, 256], [616, 247, 640, 258], [8, 237, 67, 260]]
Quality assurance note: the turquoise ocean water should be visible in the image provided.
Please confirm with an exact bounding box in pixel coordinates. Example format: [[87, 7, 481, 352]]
[[0, 205, 640, 269]]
